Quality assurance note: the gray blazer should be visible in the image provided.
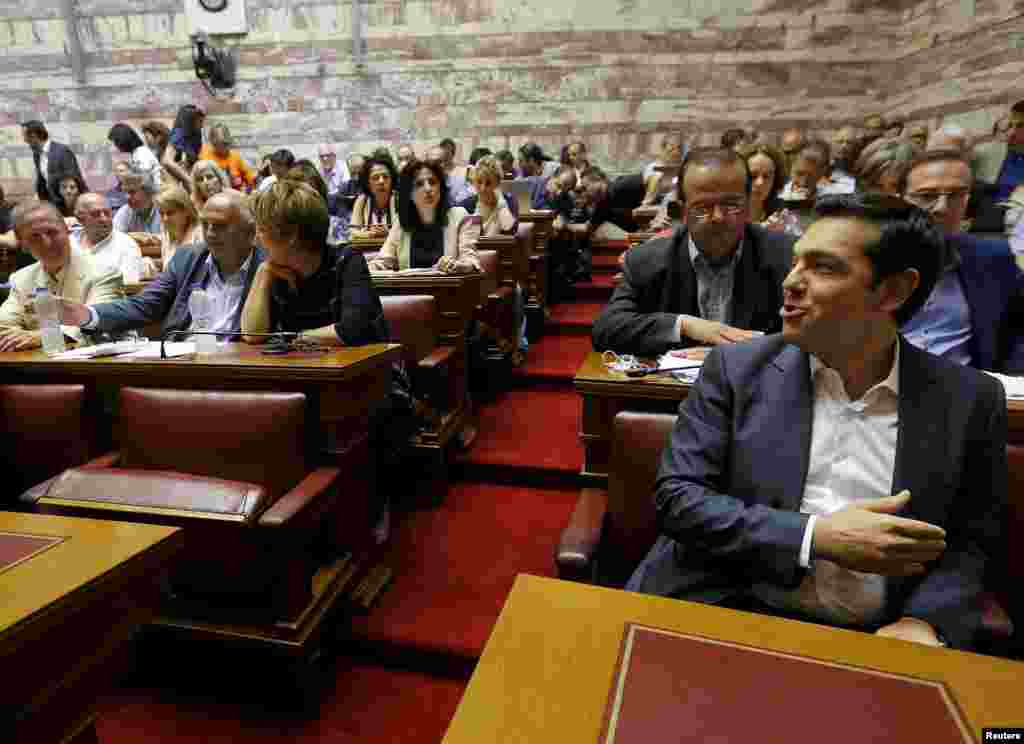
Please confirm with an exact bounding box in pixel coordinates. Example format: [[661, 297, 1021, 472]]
[[627, 334, 1006, 650]]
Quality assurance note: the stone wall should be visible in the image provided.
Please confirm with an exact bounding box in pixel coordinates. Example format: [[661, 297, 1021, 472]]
[[0, 0, 1021, 193]]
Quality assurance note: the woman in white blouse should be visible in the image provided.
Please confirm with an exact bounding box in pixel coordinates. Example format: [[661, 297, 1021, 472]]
[[350, 156, 399, 238], [154, 184, 203, 271], [466, 156, 517, 236], [368, 159, 481, 274], [108, 123, 162, 191]]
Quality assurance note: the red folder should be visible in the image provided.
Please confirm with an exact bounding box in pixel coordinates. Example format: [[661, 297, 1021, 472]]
[[600, 623, 974, 744]]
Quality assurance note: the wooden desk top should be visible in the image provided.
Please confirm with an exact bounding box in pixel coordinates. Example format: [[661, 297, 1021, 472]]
[[575, 350, 1024, 427], [371, 271, 483, 291], [0, 512, 181, 638], [444, 575, 1023, 743], [574, 350, 689, 401], [0, 342, 402, 385]]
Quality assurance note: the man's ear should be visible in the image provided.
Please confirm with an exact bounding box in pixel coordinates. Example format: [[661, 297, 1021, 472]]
[[878, 268, 920, 316]]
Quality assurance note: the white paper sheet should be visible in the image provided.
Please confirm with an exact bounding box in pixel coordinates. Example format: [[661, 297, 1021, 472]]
[[984, 370, 1024, 400], [121, 342, 197, 359], [53, 340, 148, 360]]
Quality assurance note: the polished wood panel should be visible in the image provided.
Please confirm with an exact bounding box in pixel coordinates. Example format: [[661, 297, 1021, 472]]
[[1, 513, 182, 744], [522, 209, 554, 328], [444, 574, 1024, 744], [575, 350, 1024, 479]]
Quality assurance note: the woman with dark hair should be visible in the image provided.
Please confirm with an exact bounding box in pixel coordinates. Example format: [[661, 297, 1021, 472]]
[[162, 104, 205, 191], [367, 159, 481, 274], [738, 143, 802, 236], [141, 121, 170, 160], [57, 174, 88, 219], [109, 122, 162, 189], [350, 156, 398, 239], [286, 159, 329, 202]]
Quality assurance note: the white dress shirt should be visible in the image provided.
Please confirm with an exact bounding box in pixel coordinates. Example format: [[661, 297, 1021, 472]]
[[752, 344, 900, 626], [37, 139, 53, 187], [72, 229, 142, 281], [196, 251, 253, 335]]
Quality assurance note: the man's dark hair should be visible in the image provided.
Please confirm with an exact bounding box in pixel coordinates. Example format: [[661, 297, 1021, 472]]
[[439, 138, 456, 154], [21, 120, 48, 140], [172, 104, 204, 135], [107, 123, 145, 154], [286, 160, 329, 203], [797, 139, 831, 170], [898, 148, 973, 194], [676, 147, 752, 205], [814, 193, 944, 325], [358, 155, 398, 198], [1011, 100, 1024, 116], [720, 128, 747, 149], [269, 149, 296, 167], [518, 142, 549, 164], [468, 147, 492, 166], [396, 159, 451, 231]]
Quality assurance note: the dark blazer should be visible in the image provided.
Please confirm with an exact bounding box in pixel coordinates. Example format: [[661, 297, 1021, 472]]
[[944, 233, 1024, 374], [626, 334, 1007, 650], [90, 244, 265, 338], [36, 141, 87, 208], [592, 224, 796, 356]]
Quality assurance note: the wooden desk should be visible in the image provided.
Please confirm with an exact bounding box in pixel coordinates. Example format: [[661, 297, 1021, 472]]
[[445, 574, 1023, 744], [349, 235, 386, 253], [1, 513, 182, 744], [576, 350, 1024, 479], [0, 343, 402, 460], [478, 233, 529, 291]]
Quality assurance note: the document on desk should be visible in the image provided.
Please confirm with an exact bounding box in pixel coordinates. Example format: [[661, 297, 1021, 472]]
[[394, 268, 444, 276], [658, 351, 704, 383], [53, 340, 148, 360], [984, 370, 1024, 399], [599, 623, 972, 744], [120, 342, 197, 359]]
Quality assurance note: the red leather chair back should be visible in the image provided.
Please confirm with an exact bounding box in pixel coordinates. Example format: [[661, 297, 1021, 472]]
[[116, 387, 307, 502], [0, 384, 91, 496], [381, 294, 437, 364], [604, 411, 676, 586]]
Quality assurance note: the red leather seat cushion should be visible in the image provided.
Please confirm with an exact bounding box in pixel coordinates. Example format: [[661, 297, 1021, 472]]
[[117, 388, 307, 501], [382, 294, 437, 364]]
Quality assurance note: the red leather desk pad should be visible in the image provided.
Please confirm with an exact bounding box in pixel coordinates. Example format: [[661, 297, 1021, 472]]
[[0, 531, 64, 575], [600, 623, 973, 744]]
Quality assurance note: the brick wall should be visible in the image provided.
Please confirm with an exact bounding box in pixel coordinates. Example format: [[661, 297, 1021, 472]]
[[0, 0, 1021, 194]]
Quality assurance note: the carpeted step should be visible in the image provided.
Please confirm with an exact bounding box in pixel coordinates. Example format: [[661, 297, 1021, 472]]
[[592, 254, 623, 272], [514, 334, 592, 383], [573, 274, 617, 301], [349, 482, 579, 662], [97, 661, 466, 743], [546, 302, 604, 335]]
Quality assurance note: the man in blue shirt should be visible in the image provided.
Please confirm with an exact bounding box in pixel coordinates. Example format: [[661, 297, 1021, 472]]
[[901, 149, 1024, 374]]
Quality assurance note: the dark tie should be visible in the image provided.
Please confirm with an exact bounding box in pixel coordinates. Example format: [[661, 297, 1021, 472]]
[[33, 149, 46, 197]]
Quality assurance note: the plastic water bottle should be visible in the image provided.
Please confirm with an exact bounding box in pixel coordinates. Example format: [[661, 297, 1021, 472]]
[[188, 288, 217, 353], [33, 288, 66, 356]]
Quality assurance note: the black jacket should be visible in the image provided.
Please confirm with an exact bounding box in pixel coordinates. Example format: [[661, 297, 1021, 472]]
[[592, 224, 796, 356]]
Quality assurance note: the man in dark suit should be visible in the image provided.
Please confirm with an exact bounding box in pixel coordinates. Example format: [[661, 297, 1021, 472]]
[[592, 147, 796, 357], [22, 120, 87, 212], [58, 192, 264, 340], [627, 193, 1006, 650], [901, 149, 1024, 374]]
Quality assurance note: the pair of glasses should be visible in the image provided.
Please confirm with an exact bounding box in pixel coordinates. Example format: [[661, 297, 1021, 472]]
[[904, 190, 969, 209], [687, 201, 746, 220]]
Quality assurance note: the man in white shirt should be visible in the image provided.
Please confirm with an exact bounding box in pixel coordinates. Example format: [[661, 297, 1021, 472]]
[[628, 193, 1007, 650], [317, 143, 349, 197], [0, 201, 122, 351], [72, 193, 143, 281]]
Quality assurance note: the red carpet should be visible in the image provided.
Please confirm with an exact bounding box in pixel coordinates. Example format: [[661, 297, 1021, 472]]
[[97, 661, 466, 743], [350, 482, 579, 660], [547, 302, 604, 332], [515, 334, 592, 381], [459, 388, 583, 473]]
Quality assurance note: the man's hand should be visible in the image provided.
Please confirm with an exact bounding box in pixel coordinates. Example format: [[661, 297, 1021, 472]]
[[680, 316, 764, 345], [264, 262, 300, 291], [368, 224, 389, 238], [127, 232, 161, 249], [436, 256, 457, 274], [0, 329, 41, 352], [58, 299, 91, 328], [875, 617, 944, 647], [813, 491, 947, 576]]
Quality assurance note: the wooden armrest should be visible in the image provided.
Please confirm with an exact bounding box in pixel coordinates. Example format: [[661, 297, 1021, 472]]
[[79, 451, 122, 469], [258, 466, 342, 528], [420, 346, 456, 370], [556, 488, 609, 582]]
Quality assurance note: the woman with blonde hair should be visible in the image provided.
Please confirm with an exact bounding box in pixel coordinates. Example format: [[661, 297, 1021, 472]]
[[463, 155, 516, 236], [190, 159, 231, 212], [368, 158, 481, 274], [154, 184, 203, 270]]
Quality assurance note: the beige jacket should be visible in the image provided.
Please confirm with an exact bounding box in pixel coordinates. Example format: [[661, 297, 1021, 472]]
[[368, 207, 481, 273], [0, 247, 123, 342]]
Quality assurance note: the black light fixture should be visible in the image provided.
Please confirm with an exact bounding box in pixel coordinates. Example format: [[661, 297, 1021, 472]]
[[191, 29, 237, 96]]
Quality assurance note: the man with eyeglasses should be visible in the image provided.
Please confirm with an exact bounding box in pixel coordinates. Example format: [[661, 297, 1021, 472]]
[[317, 143, 349, 198], [593, 147, 796, 357], [901, 149, 1024, 373]]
